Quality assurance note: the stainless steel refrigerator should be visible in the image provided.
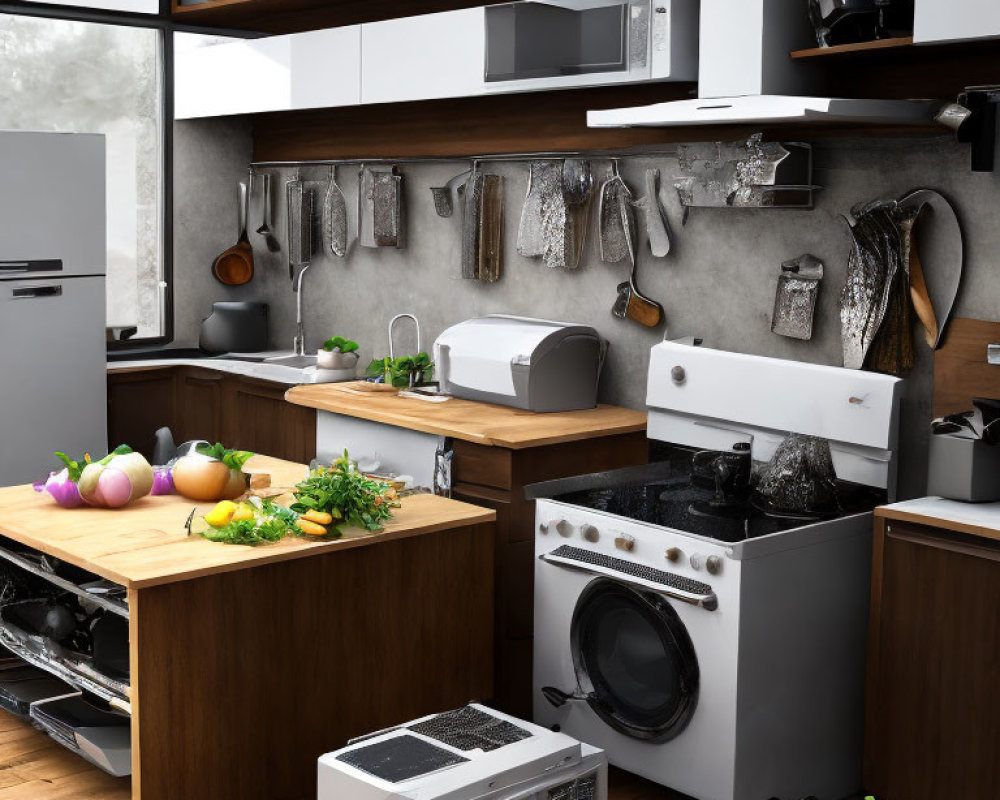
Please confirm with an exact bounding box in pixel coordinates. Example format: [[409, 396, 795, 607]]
[[0, 130, 108, 487]]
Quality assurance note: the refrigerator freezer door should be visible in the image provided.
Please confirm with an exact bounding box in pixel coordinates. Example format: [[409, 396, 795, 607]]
[[0, 276, 108, 487], [0, 131, 105, 279]]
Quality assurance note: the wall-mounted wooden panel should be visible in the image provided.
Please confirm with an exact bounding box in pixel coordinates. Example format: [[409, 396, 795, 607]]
[[933, 318, 1000, 417]]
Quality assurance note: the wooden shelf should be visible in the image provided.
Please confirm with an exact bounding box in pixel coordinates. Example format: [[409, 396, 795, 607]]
[[172, 0, 497, 34], [790, 36, 915, 60], [0, 707, 130, 800]]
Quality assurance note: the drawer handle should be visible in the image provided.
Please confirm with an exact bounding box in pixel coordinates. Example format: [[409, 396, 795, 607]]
[[13, 285, 62, 299]]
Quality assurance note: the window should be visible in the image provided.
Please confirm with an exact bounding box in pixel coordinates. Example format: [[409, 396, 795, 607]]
[[0, 10, 166, 341]]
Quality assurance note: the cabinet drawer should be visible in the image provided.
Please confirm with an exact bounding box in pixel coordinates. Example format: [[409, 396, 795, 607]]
[[453, 440, 512, 490]]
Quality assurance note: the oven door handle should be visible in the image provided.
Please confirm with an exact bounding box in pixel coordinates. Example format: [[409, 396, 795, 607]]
[[539, 551, 718, 611]]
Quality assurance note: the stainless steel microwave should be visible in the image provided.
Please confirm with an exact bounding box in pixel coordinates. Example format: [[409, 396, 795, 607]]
[[484, 0, 699, 91]]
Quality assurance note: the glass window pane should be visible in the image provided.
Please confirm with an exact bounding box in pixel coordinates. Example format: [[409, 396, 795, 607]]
[[0, 14, 164, 339], [32, 1, 159, 14]]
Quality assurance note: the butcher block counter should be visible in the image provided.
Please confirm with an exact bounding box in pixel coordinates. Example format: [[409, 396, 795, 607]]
[[285, 382, 647, 448], [286, 384, 649, 717], [0, 456, 496, 800]]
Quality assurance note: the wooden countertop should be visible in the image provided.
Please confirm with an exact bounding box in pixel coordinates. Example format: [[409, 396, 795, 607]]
[[284, 382, 647, 449], [0, 456, 495, 590], [876, 497, 1000, 543]]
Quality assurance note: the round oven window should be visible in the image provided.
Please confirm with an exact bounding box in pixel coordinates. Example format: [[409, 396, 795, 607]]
[[570, 578, 699, 741]]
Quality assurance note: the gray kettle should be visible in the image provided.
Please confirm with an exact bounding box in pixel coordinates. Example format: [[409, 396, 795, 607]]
[[199, 301, 268, 354]]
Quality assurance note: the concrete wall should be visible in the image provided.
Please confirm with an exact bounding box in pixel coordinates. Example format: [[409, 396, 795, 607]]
[[174, 128, 1000, 499]]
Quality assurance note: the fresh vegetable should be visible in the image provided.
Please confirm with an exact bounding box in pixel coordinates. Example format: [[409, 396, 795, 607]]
[[302, 509, 334, 525], [33, 469, 83, 509], [151, 466, 174, 496], [197, 498, 326, 546], [366, 352, 433, 388], [39, 446, 155, 510], [172, 443, 254, 502], [322, 336, 359, 354], [296, 519, 328, 537], [204, 500, 238, 528], [291, 450, 398, 532]]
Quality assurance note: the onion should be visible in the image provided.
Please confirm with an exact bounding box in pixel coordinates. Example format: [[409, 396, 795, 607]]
[[79, 451, 155, 509], [33, 469, 83, 509], [172, 454, 247, 502], [151, 467, 174, 496]]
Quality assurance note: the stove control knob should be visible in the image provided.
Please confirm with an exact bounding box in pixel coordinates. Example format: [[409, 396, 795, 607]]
[[671, 365, 686, 385], [689, 553, 705, 571], [706, 555, 723, 575], [580, 524, 600, 543], [665, 547, 682, 563], [614, 534, 636, 553], [555, 520, 575, 538]]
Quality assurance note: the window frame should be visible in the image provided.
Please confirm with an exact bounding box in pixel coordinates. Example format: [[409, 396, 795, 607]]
[[0, 0, 260, 350]]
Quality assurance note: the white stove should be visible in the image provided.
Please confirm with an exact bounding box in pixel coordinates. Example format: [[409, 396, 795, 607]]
[[529, 340, 903, 800]]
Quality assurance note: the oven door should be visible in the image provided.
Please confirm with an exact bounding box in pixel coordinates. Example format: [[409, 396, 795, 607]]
[[559, 577, 699, 742]]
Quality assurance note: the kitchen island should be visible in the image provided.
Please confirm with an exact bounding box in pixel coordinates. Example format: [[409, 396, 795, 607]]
[[0, 456, 496, 800]]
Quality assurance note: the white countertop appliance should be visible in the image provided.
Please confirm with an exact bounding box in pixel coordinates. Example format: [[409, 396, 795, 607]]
[[434, 316, 607, 412], [318, 703, 607, 800], [528, 339, 903, 800], [0, 131, 108, 487]]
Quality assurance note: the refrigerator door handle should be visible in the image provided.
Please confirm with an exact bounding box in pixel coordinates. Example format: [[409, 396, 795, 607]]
[[0, 259, 63, 273], [12, 285, 62, 299]]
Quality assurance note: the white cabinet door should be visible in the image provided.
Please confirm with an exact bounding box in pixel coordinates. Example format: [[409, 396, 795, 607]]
[[360, 8, 486, 105], [914, 0, 1000, 43], [175, 33, 293, 119], [291, 27, 362, 110]]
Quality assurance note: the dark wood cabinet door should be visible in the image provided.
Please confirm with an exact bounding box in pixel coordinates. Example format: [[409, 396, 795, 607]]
[[107, 369, 176, 460], [224, 376, 316, 464], [174, 367, 225, 446], [865, 520, 1000, 800]]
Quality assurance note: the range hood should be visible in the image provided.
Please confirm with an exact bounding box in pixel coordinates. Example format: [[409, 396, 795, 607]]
[[588, 95, 940, 127], [589, 0, 940, 129]]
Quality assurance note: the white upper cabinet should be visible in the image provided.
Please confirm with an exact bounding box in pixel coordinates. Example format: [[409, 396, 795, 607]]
[[360, 9, 487, 105], [174, 28, 361, 119], [914, 0, 1000, 43]]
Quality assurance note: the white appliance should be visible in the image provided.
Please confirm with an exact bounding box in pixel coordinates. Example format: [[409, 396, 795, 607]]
[[0, 131, 108, 487], [587, 0, 937, 127], [484, 0, 699, 93], [529, 340, 902, 800], [318, 704, 607, 800]]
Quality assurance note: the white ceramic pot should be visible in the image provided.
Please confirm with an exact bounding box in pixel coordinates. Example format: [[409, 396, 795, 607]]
[[317, 349, 360, 371]]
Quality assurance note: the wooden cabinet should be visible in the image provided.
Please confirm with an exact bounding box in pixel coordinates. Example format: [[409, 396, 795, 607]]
[[451, 433, 648, 718], [107, 367, 316, 464], [864, 516, 1000, 800], [914, 0, 1000, 44]]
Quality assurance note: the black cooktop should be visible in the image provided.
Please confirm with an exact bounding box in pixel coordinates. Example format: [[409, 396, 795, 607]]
[[549, 445, 885, 544]]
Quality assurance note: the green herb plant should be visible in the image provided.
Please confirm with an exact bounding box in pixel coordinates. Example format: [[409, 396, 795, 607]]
[[195, 442, 255, 471], [366, 352, 433, 388], [291, 450, 397, 533], [322, 336, 359, 354], [198, 499, 329, 546], [55, 444, 132, 483]]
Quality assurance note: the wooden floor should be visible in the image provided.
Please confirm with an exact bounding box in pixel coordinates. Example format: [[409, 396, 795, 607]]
[[0, 708, 130, 799], [609, 768, 691, 799]]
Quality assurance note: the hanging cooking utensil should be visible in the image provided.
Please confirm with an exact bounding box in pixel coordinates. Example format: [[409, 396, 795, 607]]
[[562, 158, 594, 270], [286, 172, 313, 285], [359, 165, 404, 248], [478, 174, 504, 283], [599, 160, 632, 264], [771, 254, 824, 340], [431, 167, 472, 218], [212, 180, 254, 286], [255, 171, 280, 254], [517, 161, 547, 258], [539, 161, 569, 269], [635, 167, 672, 258], [322, 164, 348, 258], [611, 191, 664, 327], [896, 188, 963, 349], [461, 164, 484, 280]]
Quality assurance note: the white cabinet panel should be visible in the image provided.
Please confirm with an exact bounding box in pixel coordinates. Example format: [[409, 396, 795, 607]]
[[914, 0, 1000, 43], [361, 9, 486, 105], [291, 27, 362, 110], [175, 34, 293, 119]]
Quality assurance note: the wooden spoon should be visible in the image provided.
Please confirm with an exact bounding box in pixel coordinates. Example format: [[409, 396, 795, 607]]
[[212, 181, 254, 285]]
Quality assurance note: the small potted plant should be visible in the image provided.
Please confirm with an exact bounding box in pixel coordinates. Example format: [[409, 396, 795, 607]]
[[318, 336, 360, 370], [366, 352, 434, 388]]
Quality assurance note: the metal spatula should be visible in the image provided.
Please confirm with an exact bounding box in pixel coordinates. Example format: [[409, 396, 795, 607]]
[[599, 160, 632, 264], [286, 173, 312, 283], [322, 165, 348, 258]]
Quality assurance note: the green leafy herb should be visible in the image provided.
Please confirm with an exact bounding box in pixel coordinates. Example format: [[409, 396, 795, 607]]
[[200, 517, 290, 546], [291, 450, 397, 533], [195, 442, 255, 471], [365, 352, 434, 388], [322, 336, 359, 354], [54, 444, 133, 483]]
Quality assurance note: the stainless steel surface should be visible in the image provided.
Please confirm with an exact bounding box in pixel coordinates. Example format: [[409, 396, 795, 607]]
[[322, 165, 348, 258], [388, 313, 421, 359], [598, 161, 632, 264], [988, 343, 1000, 365]]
